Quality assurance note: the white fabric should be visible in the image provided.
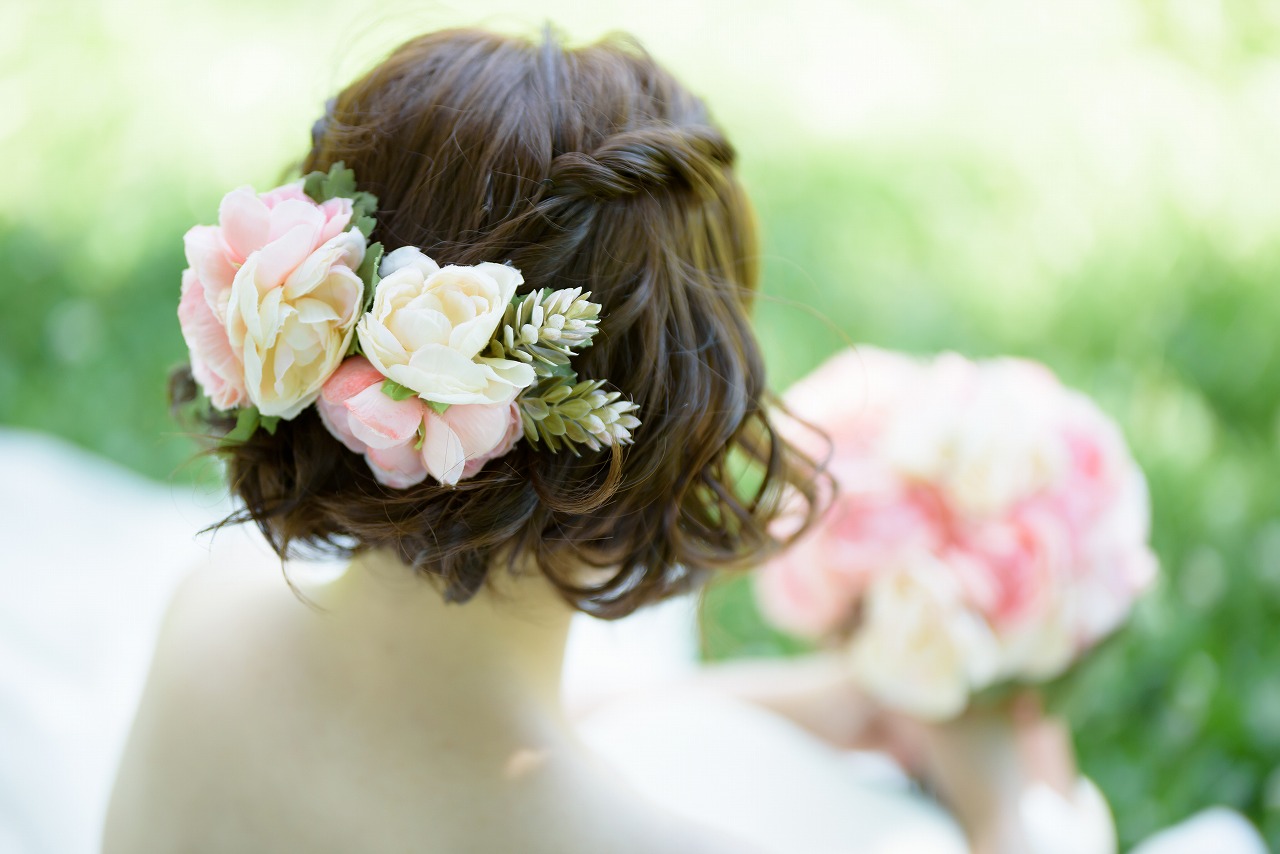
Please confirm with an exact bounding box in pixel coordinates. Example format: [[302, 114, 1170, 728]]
[[578, 691, 969, 854], [0, 428, 1268, 854], [1130, 807, 1269, 854], [1019, 778, 1116, 854]]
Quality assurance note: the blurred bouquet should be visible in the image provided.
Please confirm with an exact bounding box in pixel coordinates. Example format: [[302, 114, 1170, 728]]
[[756, 348, 1157, 720]]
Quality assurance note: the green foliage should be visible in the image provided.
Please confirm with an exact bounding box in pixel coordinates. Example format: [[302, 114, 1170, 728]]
[[355, 242, 383, 310], [487, 287, 601, 377], [302, 160, 378, 231], [221, 406, 278, 443], [518, 375, 640, 453]]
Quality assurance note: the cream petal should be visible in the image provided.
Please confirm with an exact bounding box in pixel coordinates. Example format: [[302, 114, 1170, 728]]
[[395, 345, 490, 403], [282, 231, 364, 300], [440, 288, 478, 325], [282, 315, 314, 352], [227, 260, 264, 349], [357, 317, 410, 371], [260, 391, 316, 420], [241, 342, 265, 408], [294, 297, 341, 324], [272, 341, 296, 383], [388, 307, 451, 350], [307, 270, 364, 324], [472, 261, 523, 303], [448, 309, 504, 357], [380, 246, 441, 279], [256, 289, 287, 348], [475, 356, 536, 399]]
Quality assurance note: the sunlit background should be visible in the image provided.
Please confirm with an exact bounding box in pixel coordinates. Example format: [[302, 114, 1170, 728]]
[[4, 0, 1280, 848]]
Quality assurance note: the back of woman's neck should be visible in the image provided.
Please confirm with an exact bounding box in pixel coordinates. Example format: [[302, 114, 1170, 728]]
[[295, 548, 575, 749]]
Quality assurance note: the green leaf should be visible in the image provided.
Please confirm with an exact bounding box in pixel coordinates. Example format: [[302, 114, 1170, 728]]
[[381, 379, 417, 401], [414, 424, 426, 450], [223, 407, 260, 443], [325, 162, 357, 200], [426, 399, 451, 415], [302, 161, 370, 208], [352, 190, 379, 222], [302, 171, 326, 203], [357, 241, 383, 293], [260, 415, 281, 436], [352, 215, 377, 238]]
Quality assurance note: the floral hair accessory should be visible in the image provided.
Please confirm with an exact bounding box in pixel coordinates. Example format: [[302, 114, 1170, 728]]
[[177, 165, 641, 486]]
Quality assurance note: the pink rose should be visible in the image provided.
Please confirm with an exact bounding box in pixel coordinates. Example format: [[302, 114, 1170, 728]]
[[177, 182, 358, 415], [317, 356, 521, 488]]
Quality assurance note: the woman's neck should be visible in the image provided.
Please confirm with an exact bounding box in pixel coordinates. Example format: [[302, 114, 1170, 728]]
[[297, 548, 576, 761]]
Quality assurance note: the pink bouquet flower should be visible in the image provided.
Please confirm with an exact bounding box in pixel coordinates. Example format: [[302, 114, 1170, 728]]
[[756, 348, 1158, 719]]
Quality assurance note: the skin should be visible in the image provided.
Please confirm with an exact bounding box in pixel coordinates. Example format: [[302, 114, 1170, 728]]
[[102, 545, 759, 854], [104, 535, 1078, 854]]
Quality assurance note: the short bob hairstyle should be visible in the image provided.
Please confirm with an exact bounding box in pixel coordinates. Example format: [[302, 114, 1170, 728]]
[[173, 28, 824, 617]]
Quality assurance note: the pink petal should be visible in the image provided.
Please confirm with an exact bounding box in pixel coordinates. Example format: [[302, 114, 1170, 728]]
[[345, 384, 426, 450], [316, 392, 366, 455], [442, 400, 514, 456], [259, 181, 309, 208], [321, 356, 386, 405], [182, 225, 237, 305], [218, 186, 270, 261], [318, 197, 354, 244], [420, 411, 466, 486], [265, 198, 325, 245], [366, 443, 429, 488], [459, 401, 522, 479], [252, 224, 317, 289], [178, 269, 246, 410]]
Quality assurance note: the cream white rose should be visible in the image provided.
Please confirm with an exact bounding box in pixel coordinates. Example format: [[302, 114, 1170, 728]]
[[356, 246, 535, 405], [226, 228, 366, 419], [849, 560, 1002, 720]]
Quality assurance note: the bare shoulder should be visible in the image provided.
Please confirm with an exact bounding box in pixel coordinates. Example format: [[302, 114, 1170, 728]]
[[101, 548, 306, 853]]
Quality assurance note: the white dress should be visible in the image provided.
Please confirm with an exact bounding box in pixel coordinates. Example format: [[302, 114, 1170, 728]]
[[0, 428, 1264, 854]]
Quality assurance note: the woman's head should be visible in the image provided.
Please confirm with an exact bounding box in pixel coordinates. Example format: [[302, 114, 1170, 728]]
[[178, 28, 823, 616]]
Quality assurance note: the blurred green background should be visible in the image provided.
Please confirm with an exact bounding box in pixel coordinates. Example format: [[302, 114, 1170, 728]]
[[4, 0, 1279, 848]]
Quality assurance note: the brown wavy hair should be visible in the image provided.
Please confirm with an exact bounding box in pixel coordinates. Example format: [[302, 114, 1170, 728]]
[[173, 28, 825, 617]]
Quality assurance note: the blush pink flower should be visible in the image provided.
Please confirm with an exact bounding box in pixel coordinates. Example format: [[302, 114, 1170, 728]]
[[317, 356, 522, 488], [755, 347, 1157, 719], [177, 182, 358, 415]]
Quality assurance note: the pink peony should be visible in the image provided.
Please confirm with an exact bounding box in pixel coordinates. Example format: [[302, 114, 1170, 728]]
[[177, 182, 359, 416], [317, 356, 522, 488], [756, 347, 1157, 718]]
